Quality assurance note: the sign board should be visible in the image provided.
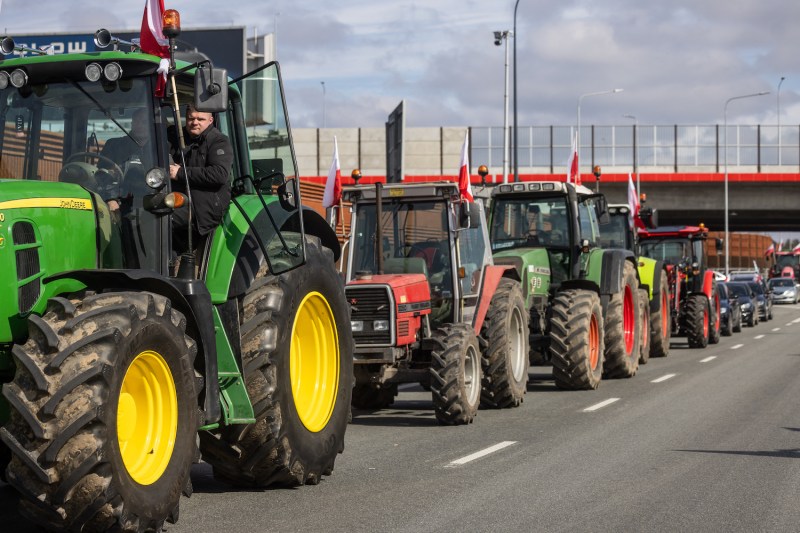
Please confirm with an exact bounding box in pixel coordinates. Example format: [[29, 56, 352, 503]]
[[386, 100, 405, 183]]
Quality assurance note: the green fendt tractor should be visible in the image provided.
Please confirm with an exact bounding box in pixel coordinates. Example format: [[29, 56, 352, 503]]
[[0, 14, 352, 533], [487, 181, 642, 389], [599, 202, 671, 360]]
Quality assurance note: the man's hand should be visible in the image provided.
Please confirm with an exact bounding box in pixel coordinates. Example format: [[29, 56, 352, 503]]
[[170, 163, 181, 180]]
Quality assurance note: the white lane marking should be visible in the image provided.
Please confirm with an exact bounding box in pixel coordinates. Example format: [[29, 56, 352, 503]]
[[792, 317, 800, 324], [446, 441, 517, 467], [583, 398, 620, 412], [786, 323, 793, 326], [651, 373, 677, 383], [772, 328, 781, 332], [754, 335, 765, 339], [731, 344, 744, 350], [699, 356, 717, 363]]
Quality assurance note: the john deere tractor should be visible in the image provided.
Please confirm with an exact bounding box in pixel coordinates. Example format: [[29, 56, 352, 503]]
[[487, 181, 642, 390], [599, 202, 671, 360], [638, 224, 721, 348], [0, 15, 352, 532], [342, 182, 528, 424]]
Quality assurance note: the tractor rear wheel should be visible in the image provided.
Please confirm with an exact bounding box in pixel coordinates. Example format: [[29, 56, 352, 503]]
[[199, 236, 353, 487], [709, 281, 721, 344], [685, 293, 710, 348], [550, 289, 604, 390], [352, 384, 397, 410], [603, 261, 640, 379], [430, 323, 481, 425], [638, 288, 651, 365], [649, 269, 671, 358], [1, 292, 199, 532], [480, 278, 529, 408]]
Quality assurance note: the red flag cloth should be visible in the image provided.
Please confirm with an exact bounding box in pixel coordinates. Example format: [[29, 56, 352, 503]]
[[458, 132, 473, 202], [793, 242, 800, 254], [765, 243, 775, 257], [140, 0, 170, 97], [566, 131, 580, 185], [322, 136, 342, 208], [627, 173, 644, 229]]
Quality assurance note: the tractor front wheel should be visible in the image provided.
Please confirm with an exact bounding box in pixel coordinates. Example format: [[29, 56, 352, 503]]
[[685, 294, 710, 348], [1, 292, 199, 532], [430, 323, 481, 425], [200, 236, 353, 487], [603, 261, 641, 379], [550, 289, 604, 390], [638, 288, 651, 365], [480, 278, 529, 408], [649, 269, 672, 358]]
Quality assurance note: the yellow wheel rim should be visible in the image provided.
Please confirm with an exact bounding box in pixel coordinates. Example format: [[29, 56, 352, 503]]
[[117, 350, 178, 486], [290, 291, 340, 433]]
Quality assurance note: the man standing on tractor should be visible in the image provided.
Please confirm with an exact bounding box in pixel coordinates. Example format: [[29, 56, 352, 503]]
[[169, 103, 233, 255]]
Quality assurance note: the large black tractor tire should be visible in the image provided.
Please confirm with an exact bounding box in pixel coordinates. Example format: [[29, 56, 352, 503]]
[[685, 293, 710, 348], [430, 323, 481, 425], [638, 288, 651, 365], [733, 310, 743, 333], [721, 311, 732, 336], [199, 236, 353, 487], [603, 261, 641, 379], [550, 289, 604, 390], [649, 269, 672, 358], [708, 281, 721, 345], [1, 292, 199, 532], [351, 384, 397, 410], [480, 278, 529, 408]]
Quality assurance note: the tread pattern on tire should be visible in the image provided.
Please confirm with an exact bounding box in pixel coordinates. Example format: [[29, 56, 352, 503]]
[[603, 261, 640, 379], [638, 288, 651, 365], [649, 269, 671, 358], [685, 293, 709, 348], [550, 289, 604, 390], [430, 323, 480, 425], [480, 278, 529, 408], [1, 292, 198, 532]]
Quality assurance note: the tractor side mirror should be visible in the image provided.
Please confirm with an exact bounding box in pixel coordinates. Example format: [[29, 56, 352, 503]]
[[459, 201, 481, 229], [639, 206, 658, 229], [194, 66, 228, 113]]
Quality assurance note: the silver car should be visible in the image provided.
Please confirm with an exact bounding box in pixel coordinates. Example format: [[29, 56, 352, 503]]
[[768, 277, 799, 304]]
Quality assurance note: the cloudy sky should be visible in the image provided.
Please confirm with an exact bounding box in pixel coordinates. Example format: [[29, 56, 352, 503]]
[[0, 0, 796, 129]]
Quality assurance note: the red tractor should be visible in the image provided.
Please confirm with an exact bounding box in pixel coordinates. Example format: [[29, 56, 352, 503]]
[[770, 250, 800, 280], [342, 182, 528, 425], [637, 225, 722, 348]]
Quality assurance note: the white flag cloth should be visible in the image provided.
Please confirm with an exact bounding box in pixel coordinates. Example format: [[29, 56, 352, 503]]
[[566, 131, 579, 184], [627, 173, 639, 229], [322, 136, 341, 208]]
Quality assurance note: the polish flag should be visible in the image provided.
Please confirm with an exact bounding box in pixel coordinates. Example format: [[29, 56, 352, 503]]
[[627, 173, 643, 229], [322, 136, 342, 208], [765, 242, 775, 257], [140, 0, 170, 97], [793, 242, 800, 254], [458, 131, 473, 202], [566, 131, 579, 185]]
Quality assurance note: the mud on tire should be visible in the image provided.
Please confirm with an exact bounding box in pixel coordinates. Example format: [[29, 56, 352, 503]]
[[649, 269, 671, 358], [1, 292, 199, 532], [430, 323, 481, 425], [199, 236, 354, 487], [480, 278, 529, 408], [550, 289, 604, 390], [685, 293, 710, 348], [603, 261, 640, 379]]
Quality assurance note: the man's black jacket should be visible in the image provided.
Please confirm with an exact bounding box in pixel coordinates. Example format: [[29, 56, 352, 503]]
[[169, 125, 234, 235]]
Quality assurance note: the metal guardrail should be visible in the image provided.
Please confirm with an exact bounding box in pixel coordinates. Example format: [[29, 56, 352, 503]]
[[471, 125, 800, 172]]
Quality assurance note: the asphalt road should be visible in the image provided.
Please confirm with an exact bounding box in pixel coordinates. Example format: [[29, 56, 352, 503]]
[[2, 304, 800, 532]]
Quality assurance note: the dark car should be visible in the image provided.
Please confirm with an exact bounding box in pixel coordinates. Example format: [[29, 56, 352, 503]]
[[768, 277, 799, 304], [744, 281, 773, 321], [725, 282, 759, 327], [718, 282, 742, 335]]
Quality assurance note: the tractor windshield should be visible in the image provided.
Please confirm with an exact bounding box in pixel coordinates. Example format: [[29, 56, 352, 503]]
[[490, 195, 570, 250], [0, 77, 162, 270], [640, 238, 692, 266], [598, 211, 632, 250], [350, 199, 455, 325]]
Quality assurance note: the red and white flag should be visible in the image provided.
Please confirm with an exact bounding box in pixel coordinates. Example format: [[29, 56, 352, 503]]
[[140, 0, 170, 97], [627, 173, 641, 229], [765, 242, 775, 257], [793, 241, 800, 254], [322, 136, 342, 208], [457, 131, 473, 202], [566, 131, 579, 185]]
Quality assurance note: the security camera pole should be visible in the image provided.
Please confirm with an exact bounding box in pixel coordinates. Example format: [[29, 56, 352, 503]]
[[493, 29, 512, 184]]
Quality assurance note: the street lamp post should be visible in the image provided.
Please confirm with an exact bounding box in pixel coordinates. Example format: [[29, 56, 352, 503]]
[[321, 81, 326, 128], [778, 76, 786, 166], [623, 114, 639, 196], [494, 30, 512, 184], [724, 91, 770, 277], [512, 0, 520, 182], [577, 89, 623, 180]]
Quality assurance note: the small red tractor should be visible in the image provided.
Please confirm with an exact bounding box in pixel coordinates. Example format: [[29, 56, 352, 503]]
[[638, 224, 722, 348], [342, 182, 529, 424]]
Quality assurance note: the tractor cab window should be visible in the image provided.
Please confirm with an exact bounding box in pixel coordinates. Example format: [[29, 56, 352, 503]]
[[0, 78, 164, 272], [577, 196, 601, 245], [490, 196, 570, 249], [456, 198, 491, 300], [598, 210, 631, 250], [640, 239, 691, 266]]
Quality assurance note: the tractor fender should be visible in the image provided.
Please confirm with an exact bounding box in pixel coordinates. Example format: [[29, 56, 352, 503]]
[[598, 249, 635, 295], [559, 278, 601, 294], [635, 256, 662, 300], [472, 264, 515, 334], [701, 269, 715, 298], [45, 269, 221, 424], [285, 206, 341, 262]]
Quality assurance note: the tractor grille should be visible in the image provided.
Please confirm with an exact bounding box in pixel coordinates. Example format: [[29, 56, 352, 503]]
[[397, 320, 409, 338], [346, 285, 393, 346], [13, 222, 41, 314]]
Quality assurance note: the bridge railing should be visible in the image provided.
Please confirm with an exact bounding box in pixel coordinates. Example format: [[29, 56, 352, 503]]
[[472, 125, 800, 173]]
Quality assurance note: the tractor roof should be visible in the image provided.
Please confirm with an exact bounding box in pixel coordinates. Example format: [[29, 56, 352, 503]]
[[638, 225, 709, 239], [342, 181, 460, 203]]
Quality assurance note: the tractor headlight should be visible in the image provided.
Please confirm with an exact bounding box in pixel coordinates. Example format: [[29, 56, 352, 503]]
[[145, 167, 167, 190], [351, 320, 364, 332], [10, 68, 27, 88], [103, 62, 122, 82], [373, 320, 389, 331], [85, 62, 103, 82], [0, 71, 9, 90]]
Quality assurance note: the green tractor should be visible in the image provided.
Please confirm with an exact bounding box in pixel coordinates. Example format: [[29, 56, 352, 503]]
[[487, 181, 642, 389], [599, 202, 671, 360], [0, 16, 352, 533]]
